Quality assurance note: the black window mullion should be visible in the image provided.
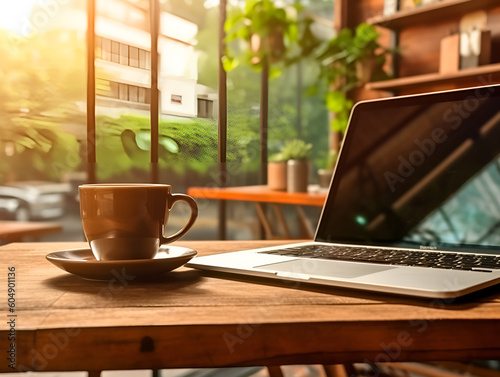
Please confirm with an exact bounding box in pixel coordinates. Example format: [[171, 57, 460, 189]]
[[218, 0, 228, 239], [150, 0, 160, 183], [86, 0, 96, 184]]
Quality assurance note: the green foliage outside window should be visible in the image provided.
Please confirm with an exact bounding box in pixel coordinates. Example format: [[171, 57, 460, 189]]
[[0, 29, 85, 182]]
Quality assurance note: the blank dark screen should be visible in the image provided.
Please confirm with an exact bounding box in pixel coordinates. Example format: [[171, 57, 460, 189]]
[[316, 84, 500, 254]]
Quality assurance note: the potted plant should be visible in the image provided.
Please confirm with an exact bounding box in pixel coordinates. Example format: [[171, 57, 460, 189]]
[[267, 152, 287, 191], [223, 0, 318, 76], [316, 23, 396, 145], [317, 149, 338, 189], [280, 139, 312, 193], [313, 23, 396, 187]]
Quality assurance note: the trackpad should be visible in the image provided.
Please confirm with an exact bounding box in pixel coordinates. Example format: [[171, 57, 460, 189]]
[[256, 259, 396, 279]]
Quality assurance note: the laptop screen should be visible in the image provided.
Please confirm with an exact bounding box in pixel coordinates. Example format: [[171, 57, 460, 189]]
[[316, 84, 500, 254]]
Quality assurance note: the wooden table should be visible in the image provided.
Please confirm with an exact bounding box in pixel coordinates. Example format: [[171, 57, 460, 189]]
[[1, 240, 500, 374], [0, 221, 62, 243], [187, 185, 328, 239]]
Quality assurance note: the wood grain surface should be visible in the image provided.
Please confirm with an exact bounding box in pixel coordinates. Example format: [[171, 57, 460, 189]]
[[0, 221, 62, 243], [187, 186, 327, 207], [1, 241, 500, 372]]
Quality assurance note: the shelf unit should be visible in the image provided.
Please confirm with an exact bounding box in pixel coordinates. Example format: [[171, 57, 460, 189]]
[[366, 63, 500, 93], [367, 0, 500, 30], [347, 0, 500, 95]]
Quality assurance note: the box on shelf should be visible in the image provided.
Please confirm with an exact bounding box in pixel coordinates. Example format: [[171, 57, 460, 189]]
[[439, 34, 460, 74]]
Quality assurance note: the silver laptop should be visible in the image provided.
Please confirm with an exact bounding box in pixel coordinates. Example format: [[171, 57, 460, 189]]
[[187, 84, 500, 299]]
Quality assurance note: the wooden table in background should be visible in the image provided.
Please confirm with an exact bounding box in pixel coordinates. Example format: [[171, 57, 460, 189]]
[[1, 240, 500, 374], [188, 185, 327, 239], [0, 220, 62, 243]]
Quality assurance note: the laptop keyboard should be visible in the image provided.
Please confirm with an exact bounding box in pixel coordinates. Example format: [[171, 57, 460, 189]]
[[259, 245, 500, 272]]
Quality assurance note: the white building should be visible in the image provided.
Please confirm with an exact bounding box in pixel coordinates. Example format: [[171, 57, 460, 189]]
[[94, 0, 217, 119]]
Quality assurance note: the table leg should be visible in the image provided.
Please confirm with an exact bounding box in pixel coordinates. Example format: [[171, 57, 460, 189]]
[[254, 203, 316, 240], [88, 371, 102, 377], [271, 203, 291, 239], [255, 203, 274, 239], [296, 206, 315, 239], [266, 366, 284, 377], [218, 200, 226, 240], [323, 364, 357, 377], [254, 203, 291, 240]]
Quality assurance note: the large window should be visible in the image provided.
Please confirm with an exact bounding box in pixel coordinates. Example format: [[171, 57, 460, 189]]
[[0, 0, 334, 242]]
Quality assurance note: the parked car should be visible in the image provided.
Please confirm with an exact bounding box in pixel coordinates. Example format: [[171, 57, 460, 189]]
[[0, 181, 71, 221]]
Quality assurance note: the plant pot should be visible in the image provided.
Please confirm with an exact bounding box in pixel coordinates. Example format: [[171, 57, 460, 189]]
[[287, 159, 308, 193], [250, 32, 286, 64], [268, 161, 287, 191], [355, 55, 378, 84], [318, 168, 333, 189]]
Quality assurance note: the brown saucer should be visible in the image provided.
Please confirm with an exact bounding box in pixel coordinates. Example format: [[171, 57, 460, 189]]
[[46, 246, 197, 280]]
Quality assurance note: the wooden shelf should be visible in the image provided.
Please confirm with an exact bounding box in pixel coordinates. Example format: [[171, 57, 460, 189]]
[[365, 63, 500, 92], [367, 0, 500, 30]]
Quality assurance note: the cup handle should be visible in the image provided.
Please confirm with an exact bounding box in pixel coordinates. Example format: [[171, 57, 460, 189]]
[[160, 193, 198, 244]]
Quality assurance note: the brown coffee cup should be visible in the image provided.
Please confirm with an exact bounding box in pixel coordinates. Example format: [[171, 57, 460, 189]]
[[79, 184, 198, 261]]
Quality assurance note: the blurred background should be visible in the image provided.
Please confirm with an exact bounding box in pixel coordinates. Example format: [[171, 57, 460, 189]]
[[0, 0, 335, 242]]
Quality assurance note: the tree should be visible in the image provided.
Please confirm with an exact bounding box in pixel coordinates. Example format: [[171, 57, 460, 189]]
[[0, 29, 85, 182]]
